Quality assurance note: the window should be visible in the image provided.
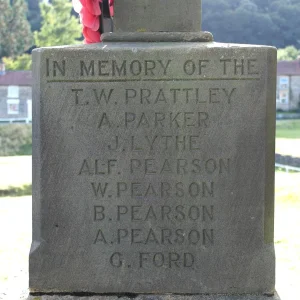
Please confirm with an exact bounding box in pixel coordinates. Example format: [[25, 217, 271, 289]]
[[7, 86, 19, 98], [7, 99, 20, 114], [279, 77, 289, 90], [7, 85, 20, 115], [278, 91, 289, 104]]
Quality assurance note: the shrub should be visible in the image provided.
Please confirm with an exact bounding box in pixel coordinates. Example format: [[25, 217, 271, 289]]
[[0, 184, 32, 197], [2, 54, 32, 71], [0, 124, 32, 156]]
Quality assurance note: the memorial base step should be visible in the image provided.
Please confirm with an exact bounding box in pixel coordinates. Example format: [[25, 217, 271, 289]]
[[28, 292, 281, 300]]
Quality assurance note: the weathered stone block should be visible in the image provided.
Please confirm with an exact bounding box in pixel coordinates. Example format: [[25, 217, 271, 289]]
[[114, 0, 201, 32], [30, 41, 276, 295]]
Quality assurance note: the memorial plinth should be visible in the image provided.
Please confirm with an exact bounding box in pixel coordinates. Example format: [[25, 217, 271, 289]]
[[29, 0, 279, 299], [28, 294, 281, 300], [30, 39, 277, 295]]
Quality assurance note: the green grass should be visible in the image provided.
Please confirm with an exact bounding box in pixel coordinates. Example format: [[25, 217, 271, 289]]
[[0, 184, 32, 197], [275, 120, 300, 157], [276, 120, 300, 139]]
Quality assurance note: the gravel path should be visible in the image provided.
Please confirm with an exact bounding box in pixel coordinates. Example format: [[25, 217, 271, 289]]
[[0, 197, 31, 300]]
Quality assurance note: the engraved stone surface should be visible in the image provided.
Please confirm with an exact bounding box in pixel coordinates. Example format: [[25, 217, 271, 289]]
[[114, 0, 201, 32], [30, 41, 277, 295]]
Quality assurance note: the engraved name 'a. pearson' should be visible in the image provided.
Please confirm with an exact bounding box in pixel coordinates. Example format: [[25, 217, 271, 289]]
[[94, 227, 214, 247]]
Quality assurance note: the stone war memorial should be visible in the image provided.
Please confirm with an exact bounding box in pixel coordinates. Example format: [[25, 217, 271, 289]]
[[29, 0, 280, 299]]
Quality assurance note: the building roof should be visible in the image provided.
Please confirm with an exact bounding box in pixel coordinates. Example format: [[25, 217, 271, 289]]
[[0, 71, 32, 86], [277, 60, 300, 76]]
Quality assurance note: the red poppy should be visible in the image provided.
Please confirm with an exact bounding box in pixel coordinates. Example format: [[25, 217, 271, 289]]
[[73, 0, 113, 43]]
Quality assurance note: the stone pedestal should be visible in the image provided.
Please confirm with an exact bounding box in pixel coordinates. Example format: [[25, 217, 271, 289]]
[[28, 293, 281, 300], [30, 0, 279, 298], [30, 36, 277, 295], [114, 0, 201, 32]]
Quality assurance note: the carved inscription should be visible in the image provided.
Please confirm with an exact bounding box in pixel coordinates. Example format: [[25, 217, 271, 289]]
[[79, 158, 230, 176], [46, 58, 260, 78], [98, 111, 210, 129], [71, 88, 236, 105], [49, 55, 261, 269]]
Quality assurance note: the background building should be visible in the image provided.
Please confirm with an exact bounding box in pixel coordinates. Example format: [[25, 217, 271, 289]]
[[277, 59, 300, 112], [0, 66, 32, 123]]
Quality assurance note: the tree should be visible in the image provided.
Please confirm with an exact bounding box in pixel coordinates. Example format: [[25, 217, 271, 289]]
[[202, 0, 300, 48], [269, 1, 300, 48], [0, 0, 33, 58], [202, 0, 278, 46], [2, 0, 82, 70], [34, 0, 82, 47], [2, 54, 31, 70], [26, 0, 41, 32], [277, 46, 300, 61]]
